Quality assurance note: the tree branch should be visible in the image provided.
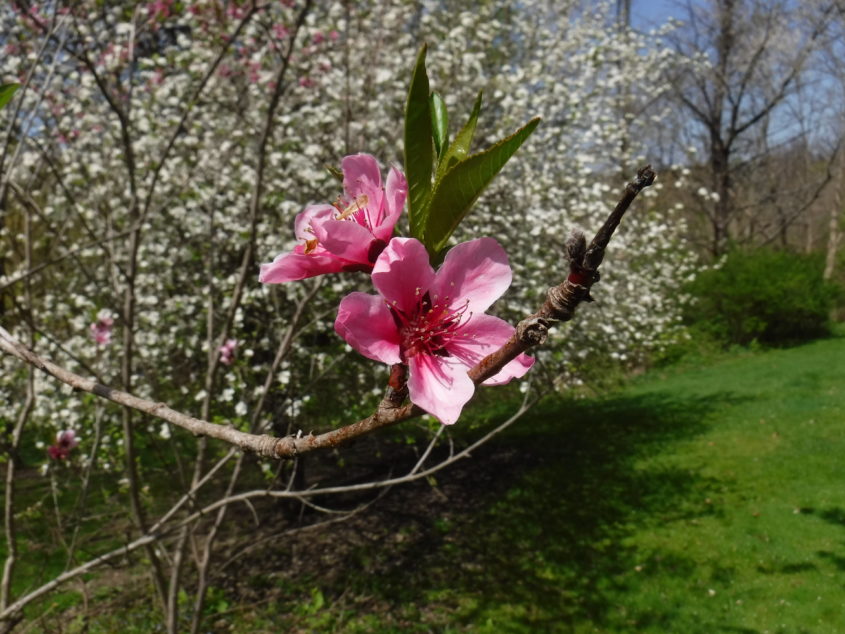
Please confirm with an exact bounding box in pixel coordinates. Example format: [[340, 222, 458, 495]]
[[0, 166, 655, 459]]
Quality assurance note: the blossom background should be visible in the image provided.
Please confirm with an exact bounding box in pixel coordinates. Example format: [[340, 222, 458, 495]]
[[0, 0, 842, 628], [0, 0, 694, 456]]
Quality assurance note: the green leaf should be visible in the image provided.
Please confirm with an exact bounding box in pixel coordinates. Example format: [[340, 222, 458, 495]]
[[430, 92, 448, 158], [435, 91, 482, 183], [324, 164, 343, 183], [425, 117, 541, 255], [403, 45, 434, 240], [0, 84, 19, 111]]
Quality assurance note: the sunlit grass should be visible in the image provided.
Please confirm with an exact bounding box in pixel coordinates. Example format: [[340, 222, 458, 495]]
[[11, 329, 845, 631], [311, 330, 845, 632]]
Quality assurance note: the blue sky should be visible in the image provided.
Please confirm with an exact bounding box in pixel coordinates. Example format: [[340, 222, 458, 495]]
[[631, 0, 688, 29]]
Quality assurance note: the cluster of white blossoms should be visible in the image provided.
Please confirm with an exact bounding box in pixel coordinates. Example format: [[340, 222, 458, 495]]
[[0, 0, 694, 465]]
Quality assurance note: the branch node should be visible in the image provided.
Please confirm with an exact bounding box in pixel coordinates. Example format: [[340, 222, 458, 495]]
[[516, 317, 550, 346], [545, 282, 587, 321], [380, 363, 408, 410], [633, 164, 656, 190], [254, 434, 278, 458]]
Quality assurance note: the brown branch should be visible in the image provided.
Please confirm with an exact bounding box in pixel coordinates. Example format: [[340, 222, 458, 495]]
[[469, 164, 656, 384], [0, 166, 655, 459]]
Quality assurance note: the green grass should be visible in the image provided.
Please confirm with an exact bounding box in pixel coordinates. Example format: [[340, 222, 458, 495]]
[[15, 331, 845, 632], [286, 331, 845, 633]]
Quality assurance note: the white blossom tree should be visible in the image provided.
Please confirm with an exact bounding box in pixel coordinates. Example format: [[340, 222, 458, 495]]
[[0, 0, 691, 629]]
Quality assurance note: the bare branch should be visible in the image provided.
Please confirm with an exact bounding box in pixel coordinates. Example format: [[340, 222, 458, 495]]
[[0, 166, 655, 460]]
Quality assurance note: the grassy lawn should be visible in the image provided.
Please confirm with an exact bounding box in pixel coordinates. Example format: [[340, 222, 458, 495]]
[[15, 331, 845, 632], [290, 331, 845, 633]]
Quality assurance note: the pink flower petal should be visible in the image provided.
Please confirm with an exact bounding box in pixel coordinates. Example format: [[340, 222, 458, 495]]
[[447, 314, 534, 385], [294, 204, 336, 241], [481, 352, 534, 386], [335, 292, 402, 365], [261, 155, 408, 285], [372, 166, 407, 242], [314, 219, 378, 265], [407, 353, 475, 425], [258, 252, 346, 283], [342, 154, 382, 196], [341, 154, 387, 231], [371, 238, 435, 315], [430, 237, 512, 314]]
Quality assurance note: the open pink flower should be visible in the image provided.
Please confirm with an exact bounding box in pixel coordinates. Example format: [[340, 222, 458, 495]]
[[48, 429, 79, 460], [218, 339, 238, 365], [259, 154, 407, 284], [334, 237, 534, 424], [90, 310, 114, 347]]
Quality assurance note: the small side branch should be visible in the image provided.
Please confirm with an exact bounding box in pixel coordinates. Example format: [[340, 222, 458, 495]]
[[469, 165, 655, 384]]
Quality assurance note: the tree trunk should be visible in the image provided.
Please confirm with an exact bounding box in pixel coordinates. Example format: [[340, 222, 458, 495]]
[[823, 175, 842, 281]]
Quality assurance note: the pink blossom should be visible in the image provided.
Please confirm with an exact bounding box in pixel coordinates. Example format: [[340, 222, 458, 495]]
[[272, 23, 290, 39], [218, 339, 238, 365], [25, 4, 46, 27], [329, 30, 340, 42], [90, 310, 114, 347], [147, 0, 173, 19], [225, 3, 247, 19], [298, 76, 315, 88], [259, 154, 407, 284], [312, 31, 325, 45], [334, 238, 534, 424], [248, 60, 262, 83], [48, 429, 79, 460]]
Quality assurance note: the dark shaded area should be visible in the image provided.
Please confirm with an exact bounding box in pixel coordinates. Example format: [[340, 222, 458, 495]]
[[206, 388, 749, 630], [813, 508, 845, 574]]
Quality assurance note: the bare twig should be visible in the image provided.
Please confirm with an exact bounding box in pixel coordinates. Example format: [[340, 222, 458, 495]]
[[0, 193, 37, 625]]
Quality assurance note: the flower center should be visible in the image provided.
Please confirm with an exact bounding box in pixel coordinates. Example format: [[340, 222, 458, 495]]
[[391, 290, 471, 359], [335, 194, 369, 221]]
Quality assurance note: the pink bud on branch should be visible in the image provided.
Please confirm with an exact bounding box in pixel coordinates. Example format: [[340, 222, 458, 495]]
[[47, 429, 79, 460], [218, 339, 238, 365], [89, 310, 114, 347]]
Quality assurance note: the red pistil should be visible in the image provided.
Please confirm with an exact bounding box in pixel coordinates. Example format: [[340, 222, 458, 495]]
[[391, 291, 471, 359]]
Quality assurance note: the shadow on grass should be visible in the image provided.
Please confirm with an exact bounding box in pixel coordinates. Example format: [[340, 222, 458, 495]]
[[813, 508, 845, 574], [316, 388, 751, 631]]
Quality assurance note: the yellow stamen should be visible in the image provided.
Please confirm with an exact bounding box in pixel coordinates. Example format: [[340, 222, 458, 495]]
[[336, 194, 369, 221]]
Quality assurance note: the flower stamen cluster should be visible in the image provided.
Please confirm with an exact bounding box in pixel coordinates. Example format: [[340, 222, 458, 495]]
[[392, 293, 472, 360], [334, 194, 369, 222]]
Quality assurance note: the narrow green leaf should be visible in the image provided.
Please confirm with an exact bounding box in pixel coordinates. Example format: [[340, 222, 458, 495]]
[[325, 164, 344, 183], [435, 91, 482, 182], [403, 45, 433, 240], [430, 92, 448, 158], [425, 117, 541, 254], [0, 84, 19, 111]]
